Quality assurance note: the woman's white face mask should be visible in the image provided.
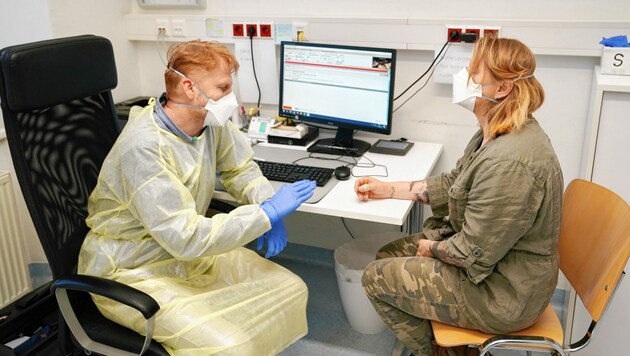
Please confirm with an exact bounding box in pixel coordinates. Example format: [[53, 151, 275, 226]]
[[452, 68, 498, 112]]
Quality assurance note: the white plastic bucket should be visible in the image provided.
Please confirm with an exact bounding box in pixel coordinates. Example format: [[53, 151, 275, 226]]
[[333, 232, 404, 334]]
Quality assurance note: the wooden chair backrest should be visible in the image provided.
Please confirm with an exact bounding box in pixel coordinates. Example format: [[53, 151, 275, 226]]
[[559, 179, 630, 322]]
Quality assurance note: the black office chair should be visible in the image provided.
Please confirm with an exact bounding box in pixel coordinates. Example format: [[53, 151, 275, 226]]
[[0, 35, 171, 355]]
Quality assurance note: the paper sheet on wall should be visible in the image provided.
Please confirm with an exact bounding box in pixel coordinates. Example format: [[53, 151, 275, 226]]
[[205, 18, 224, 37], [234, 40, 278, 105], [433, 43, 473, 84], [274, 23, 293, 44]]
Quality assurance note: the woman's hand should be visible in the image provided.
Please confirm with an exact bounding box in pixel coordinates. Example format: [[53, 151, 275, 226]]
[[415, 239, 435, 258], [354, 177, 393, 201]]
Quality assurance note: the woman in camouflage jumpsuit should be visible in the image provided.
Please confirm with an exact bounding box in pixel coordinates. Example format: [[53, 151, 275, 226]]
[[355, 36, 563, 355]]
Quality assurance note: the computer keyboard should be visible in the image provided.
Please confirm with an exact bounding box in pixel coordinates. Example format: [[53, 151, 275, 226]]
[[255, 160, 334, 187]]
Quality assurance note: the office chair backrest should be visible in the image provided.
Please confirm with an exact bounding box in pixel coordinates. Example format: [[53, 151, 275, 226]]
[[559, 179, 630, 322], [0, 35, 119, 279]]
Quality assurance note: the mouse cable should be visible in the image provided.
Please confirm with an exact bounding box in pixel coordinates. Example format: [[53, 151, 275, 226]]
[[296, 152, 370, 167], [393, 41, 450, 102], [290, 153, 388, 178], [350, 163, 389, 178], [249, 30, 262, 115], [393, 46, 447, 113], [291, 153, 345, 165]]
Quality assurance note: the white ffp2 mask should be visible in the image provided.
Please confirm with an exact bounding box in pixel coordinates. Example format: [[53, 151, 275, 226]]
[[452, 68, 498, 112], [203, 92, 238, 127]]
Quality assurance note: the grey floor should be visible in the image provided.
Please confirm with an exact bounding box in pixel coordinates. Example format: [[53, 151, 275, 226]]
[[270, 242, 568, 356], [29, 243, 568, 356], [271, 243, 397, 356]]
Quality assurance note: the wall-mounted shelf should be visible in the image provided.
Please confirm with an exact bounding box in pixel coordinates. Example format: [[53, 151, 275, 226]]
[[125, 14, 630, 57], [137, 0, 206, 9]]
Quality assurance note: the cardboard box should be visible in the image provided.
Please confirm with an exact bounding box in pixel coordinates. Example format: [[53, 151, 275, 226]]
[[600, 46, 630, 75]]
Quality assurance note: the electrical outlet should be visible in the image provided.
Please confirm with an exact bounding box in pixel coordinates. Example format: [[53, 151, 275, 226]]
[[232, 23, 245, 37], [259, 23, 273, 38], [156, 19, 169, 35], [483, 27, 500, 38], [246, 23, 258, 37], [447, 27, 462, 42], [172, 19, 186, 37]]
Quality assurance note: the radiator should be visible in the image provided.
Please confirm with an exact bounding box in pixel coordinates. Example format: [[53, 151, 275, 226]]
[[0, 171, 30, 308]]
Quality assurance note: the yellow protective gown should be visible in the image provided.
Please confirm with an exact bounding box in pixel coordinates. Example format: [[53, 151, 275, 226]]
[[78, 98, 308, 355]]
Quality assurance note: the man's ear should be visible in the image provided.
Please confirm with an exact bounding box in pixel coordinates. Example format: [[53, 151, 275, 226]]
[[181, 78, 195, 99], [495, 80, 514, 100]]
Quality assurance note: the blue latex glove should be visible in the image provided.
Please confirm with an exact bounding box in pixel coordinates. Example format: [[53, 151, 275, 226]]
[[600, 35, 630, 47], [261, 180, 316, 224], [257, 219, 288, 258]]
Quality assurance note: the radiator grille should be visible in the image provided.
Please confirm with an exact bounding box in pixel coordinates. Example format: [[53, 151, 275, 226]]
[[0, 171, 30, 307]]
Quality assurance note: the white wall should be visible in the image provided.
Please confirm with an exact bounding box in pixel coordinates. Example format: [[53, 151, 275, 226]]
[[131, 0, 629, 21], [0, 1, 54, 264], [0, 0, 140, 263]]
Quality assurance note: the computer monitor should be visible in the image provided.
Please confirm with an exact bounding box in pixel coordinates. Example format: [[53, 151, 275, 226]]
[[279, 41, 396, 156]]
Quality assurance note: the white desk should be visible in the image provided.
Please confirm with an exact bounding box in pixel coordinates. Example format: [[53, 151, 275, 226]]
[[214, 137, 443, 227]]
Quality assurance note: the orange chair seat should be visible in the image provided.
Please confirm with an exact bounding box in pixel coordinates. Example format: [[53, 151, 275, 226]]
[[432, 305, 564, 348]]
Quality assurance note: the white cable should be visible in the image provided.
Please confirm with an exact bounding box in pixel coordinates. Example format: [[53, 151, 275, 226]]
[[156, 29, 169, 67]]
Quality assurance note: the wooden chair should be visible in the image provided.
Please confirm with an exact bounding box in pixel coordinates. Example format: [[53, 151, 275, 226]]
[[430, 179, 630, 355]]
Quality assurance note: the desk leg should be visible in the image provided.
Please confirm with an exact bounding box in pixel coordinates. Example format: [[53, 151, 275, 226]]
[[405, 202, 423, 235]]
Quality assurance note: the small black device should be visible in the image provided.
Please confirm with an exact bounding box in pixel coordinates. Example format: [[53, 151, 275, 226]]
[[255, 160, 334, 187], [334, 166, 351, 181], [368, 139, 414, 156]]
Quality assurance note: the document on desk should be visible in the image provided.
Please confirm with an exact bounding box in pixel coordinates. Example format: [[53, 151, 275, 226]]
[[234, 40, 278, 105]]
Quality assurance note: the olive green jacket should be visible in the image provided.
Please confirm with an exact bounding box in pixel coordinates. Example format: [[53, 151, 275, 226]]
[[425, 117, 563, 333]]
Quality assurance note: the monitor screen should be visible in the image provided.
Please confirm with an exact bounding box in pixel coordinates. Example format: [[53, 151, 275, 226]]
[[279, 41, 396, 156]]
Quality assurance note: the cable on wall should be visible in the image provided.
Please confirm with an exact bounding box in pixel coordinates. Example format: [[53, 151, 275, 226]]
[[248, 27, 262, 115], [393, 40, 450, 102]]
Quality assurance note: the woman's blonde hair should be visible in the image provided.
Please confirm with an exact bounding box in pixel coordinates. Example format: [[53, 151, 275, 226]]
[[468, 36, 544, 137], [164, 40, 239, 96]]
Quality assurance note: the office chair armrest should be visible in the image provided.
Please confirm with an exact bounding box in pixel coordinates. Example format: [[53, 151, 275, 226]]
[[51, 274, 159, 356], [51, 274, 159, 319], [480, 334, 564, 355], [209, 198, 237, 214]]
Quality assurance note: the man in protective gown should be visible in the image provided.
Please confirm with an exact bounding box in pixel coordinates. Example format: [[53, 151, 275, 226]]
[[78, 40, 316, 355]]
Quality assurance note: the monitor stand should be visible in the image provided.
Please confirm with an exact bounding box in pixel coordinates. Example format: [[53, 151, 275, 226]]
[[307, 127, 371, 157]]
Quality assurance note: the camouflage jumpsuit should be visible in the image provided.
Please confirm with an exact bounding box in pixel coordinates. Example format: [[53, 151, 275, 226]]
[[362, 118, 563, 355]]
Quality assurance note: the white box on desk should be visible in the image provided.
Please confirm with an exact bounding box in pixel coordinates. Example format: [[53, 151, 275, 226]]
[[600, 47, 630, 75]]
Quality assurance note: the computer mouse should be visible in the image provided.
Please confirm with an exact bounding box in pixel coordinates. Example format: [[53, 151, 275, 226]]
[[334, 166, 351, 181]]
